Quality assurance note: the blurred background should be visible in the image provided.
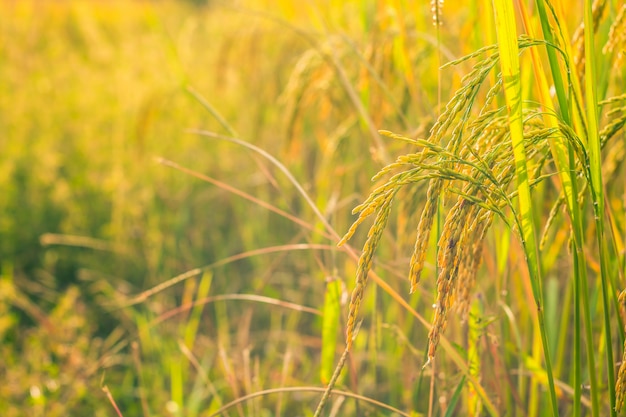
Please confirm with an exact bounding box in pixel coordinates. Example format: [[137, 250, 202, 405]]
[[0, 1, 454, 415]]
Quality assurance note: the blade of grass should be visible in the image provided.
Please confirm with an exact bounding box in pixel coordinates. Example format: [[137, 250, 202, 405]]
[[499, 301, 525, 411], [491, 1, 558, 415], [444, 376, 466, 417], [184, 272, 213, 348], [186, 86, 238, 137], [177, 341, 224, 413], [170, 352, 184, 415]]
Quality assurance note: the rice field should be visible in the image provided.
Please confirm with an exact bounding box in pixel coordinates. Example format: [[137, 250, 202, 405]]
[[1, 1, 625, 416]]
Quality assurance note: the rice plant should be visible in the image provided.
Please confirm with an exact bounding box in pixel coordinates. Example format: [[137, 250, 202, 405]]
[[316, 1, 626, 416]]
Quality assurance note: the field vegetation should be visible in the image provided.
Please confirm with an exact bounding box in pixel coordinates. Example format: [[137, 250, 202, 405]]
[[1, 0, 625, 416]]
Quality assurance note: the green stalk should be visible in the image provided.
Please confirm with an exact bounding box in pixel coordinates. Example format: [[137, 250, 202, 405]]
[[584, 0, 616, 414], [570, 147, 599, 417], [528, 1, 599, 414], [560, 145, 594, 417], [533, 0, 570, 125], [491, 1, 559, 415]]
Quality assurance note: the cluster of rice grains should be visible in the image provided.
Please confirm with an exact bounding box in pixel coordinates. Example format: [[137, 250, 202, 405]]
[[338, 37, 557, 364], [573, 1, 626, 79]]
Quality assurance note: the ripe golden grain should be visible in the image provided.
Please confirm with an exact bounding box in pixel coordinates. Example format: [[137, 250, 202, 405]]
[[617, 290, 626, 411], [572, 0, 607, 81], [345, 190, 396, 350], [408, 179, 442, 293]]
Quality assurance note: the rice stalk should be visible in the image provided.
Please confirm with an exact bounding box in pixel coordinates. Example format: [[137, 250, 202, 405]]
[[335, 7, 624, 412], [584, 0, 617, 413], [493, 1, 558, 415]]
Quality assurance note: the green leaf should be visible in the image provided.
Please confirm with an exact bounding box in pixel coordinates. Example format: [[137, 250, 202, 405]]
[[491, 1, 558, 415], [444, 375, 466, 417]]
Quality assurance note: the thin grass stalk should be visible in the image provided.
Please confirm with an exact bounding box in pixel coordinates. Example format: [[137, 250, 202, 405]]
[[186, 87, 238, 137], [491, 1, 559, 415], [317, 34, 391, 165], [213, 383, 411, 417], [584, 0, 617, 414]]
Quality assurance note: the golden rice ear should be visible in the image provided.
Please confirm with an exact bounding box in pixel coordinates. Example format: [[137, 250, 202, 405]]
[[430, 0, 444, 27], [340, 36, 565, 368], [572, 0, 608, 80], [426, 198, 470, 359], [616, 341, 626, 412], [345, 190, 396, 350], [408, 179, 442, 293], [456, 215, 491, 320], [619, 290, 626, 309], [603, 5, 626, 54], [618, 290, 626, 326]]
